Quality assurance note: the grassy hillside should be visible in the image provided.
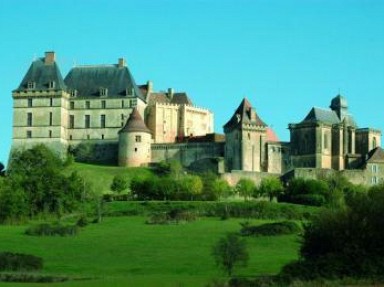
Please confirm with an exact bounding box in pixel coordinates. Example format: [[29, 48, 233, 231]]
[[65, 162, 153, 194], [0, 217, 300, 287]]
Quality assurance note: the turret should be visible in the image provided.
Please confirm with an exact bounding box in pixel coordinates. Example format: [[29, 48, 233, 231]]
[[118, 108, 152, 167]]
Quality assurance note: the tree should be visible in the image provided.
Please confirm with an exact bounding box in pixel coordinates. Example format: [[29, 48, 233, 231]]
[[235, 178, 255, 201], [180, 175, 203, 200], [110, 174, 128, 193], [2, 145, 86, 221], [212, 233, 249, 276], [258, 177, 283, 201], [212, 178, 233, 200]]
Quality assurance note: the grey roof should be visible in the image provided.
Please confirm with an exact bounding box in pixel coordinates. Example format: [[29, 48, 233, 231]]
[[224, 98, 267, 131], [301, 107, 341, 125], [64, 65, 145, 101], [146, 92, 193, 106], [119, 108, 151, 134], [366, 147, 384, 163], [15, 58, 66, 91], [170, 93, 193, 105], [330, 94, 348, 110]]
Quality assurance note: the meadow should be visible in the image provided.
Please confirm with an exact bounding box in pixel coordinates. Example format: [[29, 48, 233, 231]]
[[0, 216, 300, 287]]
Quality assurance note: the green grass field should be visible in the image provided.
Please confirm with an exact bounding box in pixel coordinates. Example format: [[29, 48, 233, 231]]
[[0, 216, 300, 287]]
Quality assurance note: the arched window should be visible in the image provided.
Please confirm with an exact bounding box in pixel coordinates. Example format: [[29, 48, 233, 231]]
[[373, 137, 377, 149]]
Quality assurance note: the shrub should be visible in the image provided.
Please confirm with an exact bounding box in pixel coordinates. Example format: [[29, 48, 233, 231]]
[[0, 252, 43, 271], [240, 221, 302, 237], [76, 215, 88, 227], [25, 223, 79, 236]]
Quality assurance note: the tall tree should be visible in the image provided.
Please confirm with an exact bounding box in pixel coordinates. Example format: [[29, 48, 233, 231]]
[[235, 178, 255, 201], [212, 233, 249, 276]]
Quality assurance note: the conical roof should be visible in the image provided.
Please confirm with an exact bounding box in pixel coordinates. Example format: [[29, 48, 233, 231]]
[[330, 94, 348, 110], [223, 98, 267, 132], [119, 108, 151, 134]]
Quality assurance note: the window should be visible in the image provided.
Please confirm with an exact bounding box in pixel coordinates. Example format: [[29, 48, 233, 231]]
[[134, 148, 138, 152], [50, 98, 53, 107], [69, 135, 73, 140], [372, 164, 379, 173], [86, 101, 90, 109], [85, 115, 90, 128], [135, 135, 142, 142], [100, 114, 106, 128], [27, 81, 35, 89], [373, 137, 377, 149], [49, 130, 52, 138], [69, 115, 74, 129], [28, 98, 32, 107], [101, 134, 104, 140], [49, 112, 53, 126], [70, 101, 74, 109], [372, 176, 378, 185], [122, 100, 125, 108], [70, 90, 77, 97], [27, 130, 32, 138], [101, 100, 106, 109], [87, 134, 90, 140], [324, 133, 329, 150], [48, 81, 55, 89], [100, 88, 108, 97], [27, 112, 32, 127]]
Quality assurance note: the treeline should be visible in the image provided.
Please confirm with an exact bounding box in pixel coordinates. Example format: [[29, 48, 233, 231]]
[[0, 145, 93, 223]]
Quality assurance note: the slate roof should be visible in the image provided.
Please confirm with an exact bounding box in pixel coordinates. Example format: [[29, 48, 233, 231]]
[[119, 108, 151, 134], [15, 57, 66, 91], [170, 93, 193, 105], [146, 91, 193, 106], [223, 98, 267, 131], [64, 65, 145, 101], [301, 107, 341, 125], [330, 94, 348, 110], [366, 147, 384, 163]]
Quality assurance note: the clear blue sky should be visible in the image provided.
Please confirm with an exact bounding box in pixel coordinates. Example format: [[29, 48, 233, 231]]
[[1, 0, 383, 164]]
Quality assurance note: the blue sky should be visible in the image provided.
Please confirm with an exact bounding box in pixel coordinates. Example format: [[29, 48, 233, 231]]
[[1, 0, 383, 164]]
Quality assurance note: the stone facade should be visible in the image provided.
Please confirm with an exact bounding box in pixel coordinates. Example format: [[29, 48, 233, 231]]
[[11, 52, 383, 187]]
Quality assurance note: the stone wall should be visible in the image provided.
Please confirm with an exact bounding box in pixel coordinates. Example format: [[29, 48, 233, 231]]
[[151, 142, 224, 167]]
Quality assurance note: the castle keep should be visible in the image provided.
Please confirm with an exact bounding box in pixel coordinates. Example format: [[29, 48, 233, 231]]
[[12, 52, 384, 186]]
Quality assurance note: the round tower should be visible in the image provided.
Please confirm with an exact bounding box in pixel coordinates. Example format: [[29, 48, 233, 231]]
[[118, 107, 152, 167]]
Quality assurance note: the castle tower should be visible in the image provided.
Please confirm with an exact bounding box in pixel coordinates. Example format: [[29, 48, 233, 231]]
[[223, 98, 267, 172], [118, 107, 152, 167], [11, 51, 69, 158]]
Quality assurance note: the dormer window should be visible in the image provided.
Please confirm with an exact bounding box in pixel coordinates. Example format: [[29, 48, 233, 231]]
[[27, 81, 36, 89], [48, 81, 56, 89], [70, 89, 78, 97], [100, 87, 108, 97]]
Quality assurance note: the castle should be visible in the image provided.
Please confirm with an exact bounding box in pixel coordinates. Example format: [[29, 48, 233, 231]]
[[12, 52, 384, 186]]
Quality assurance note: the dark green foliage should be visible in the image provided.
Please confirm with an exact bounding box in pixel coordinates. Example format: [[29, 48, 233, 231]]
[[0, 273, 68, 283], [146, 209, 197, 224], [0, 145, 87, 222], [0, 252, 43, 271], [76, 215, 88, 227], [240, 221, 301, 237], [110, 174, 129, 193], [281, 183, 384, 281], [257, 177, 284, 201], [212, 233, 249, 276], [279, 178, 330, 206], [25, 223, 79, 236], [104, 201, 317, 220]]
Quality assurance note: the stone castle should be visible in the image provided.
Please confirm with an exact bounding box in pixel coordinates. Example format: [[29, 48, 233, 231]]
[[12, 52, 384, 186]]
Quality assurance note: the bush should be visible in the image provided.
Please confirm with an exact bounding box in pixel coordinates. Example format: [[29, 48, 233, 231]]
[[146, 209, 197, 224], [76, 216, 88, 227], [240, 221, 302, 237], [0, 252, 43, 271], [25, 223, 79, 236]]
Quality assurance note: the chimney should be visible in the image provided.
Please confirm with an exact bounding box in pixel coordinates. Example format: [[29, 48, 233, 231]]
[[167, 88, 174, 100], [45, 51, 56, 64], [118, 58, 126, 68], [147, 80, 153, 93]]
